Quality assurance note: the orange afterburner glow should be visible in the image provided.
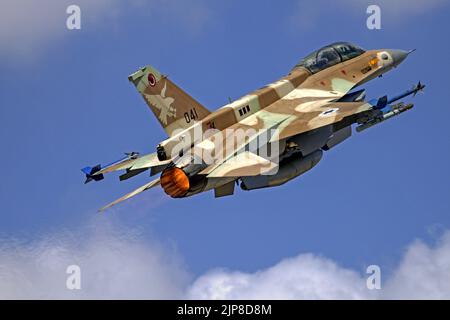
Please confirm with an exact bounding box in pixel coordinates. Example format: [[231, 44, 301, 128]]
[[160, 167, 190, 198]]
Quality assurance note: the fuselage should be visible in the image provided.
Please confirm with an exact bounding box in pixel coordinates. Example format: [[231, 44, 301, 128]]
[[156, 43, 408, 198]]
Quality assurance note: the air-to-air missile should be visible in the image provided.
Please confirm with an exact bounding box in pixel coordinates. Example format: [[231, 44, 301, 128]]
[[82, 151, 140, 183], [356, 82, 425, 132]]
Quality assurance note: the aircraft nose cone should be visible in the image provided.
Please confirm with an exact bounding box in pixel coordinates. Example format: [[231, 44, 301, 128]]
[[387, 49, 410, 67]]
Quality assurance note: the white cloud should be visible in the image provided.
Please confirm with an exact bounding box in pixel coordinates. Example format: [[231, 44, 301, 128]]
[[0, 219, 449, 299], [187, 254, 373, 299], [0, 0, 114, 60], [0, 218, 189, 299], [187, 232, 450, 299], [382, 232, 450, 299], [0, 0, 212, 60]]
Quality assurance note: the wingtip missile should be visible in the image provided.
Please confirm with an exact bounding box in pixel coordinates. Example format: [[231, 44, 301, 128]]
[[81, 152, 141, 184], [81, 164, 104, 184]]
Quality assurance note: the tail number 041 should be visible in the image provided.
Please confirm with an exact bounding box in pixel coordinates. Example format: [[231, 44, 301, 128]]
[[184, 108, 199, 123]]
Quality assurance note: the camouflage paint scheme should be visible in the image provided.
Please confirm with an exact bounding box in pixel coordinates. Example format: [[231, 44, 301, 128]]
[[82, 42, 421, 211]]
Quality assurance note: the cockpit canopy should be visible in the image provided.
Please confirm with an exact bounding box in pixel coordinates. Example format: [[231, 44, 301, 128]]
[[294, 42, 365, 74]]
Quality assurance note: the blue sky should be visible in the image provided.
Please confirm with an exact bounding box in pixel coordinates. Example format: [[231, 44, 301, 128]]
[[0, 0, 449, 298]]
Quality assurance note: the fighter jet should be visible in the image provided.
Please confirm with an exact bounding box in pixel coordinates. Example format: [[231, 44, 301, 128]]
[[82, 42, 424, 211]]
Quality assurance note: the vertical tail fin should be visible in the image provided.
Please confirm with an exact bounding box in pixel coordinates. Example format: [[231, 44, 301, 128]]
[[128, 65, 210, 136]]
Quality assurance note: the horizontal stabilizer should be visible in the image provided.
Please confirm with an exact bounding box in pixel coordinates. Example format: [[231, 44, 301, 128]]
[[200, 152, 278, 178]]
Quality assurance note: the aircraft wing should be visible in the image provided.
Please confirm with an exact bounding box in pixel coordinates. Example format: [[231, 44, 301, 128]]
[[98, 178, 161, 212], [193, 114, 290, 178], [82, 152, 171, 183], [255, 77, 374, 140], [272, 100, 373, 141], [194, 99, 372, 179]]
